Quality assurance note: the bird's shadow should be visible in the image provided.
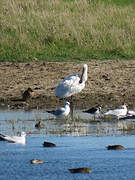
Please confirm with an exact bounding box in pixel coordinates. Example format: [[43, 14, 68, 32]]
[[10, 98, 25, 102]]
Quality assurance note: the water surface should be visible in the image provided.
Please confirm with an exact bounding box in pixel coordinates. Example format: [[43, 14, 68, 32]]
[[0, 108, 135, 180]]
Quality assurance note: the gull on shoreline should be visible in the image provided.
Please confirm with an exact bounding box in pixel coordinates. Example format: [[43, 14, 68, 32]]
[[47, 101, 70, 119], [103, 104, 128, 120], [0, 132, 26, 144]]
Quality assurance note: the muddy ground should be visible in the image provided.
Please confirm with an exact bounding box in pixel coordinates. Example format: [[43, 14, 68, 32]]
[[0, 60, 135, 110]]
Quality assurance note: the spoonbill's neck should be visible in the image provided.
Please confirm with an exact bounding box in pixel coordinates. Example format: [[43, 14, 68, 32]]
[[79, 64, 88, 83]]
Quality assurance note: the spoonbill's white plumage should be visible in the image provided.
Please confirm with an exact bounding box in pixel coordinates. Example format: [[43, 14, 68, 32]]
[[55, 64, 88, 98], [55, 64, 88, 119], [0, 132, 26, 144], [47, 101, 70, 119], [103, 104, 128, 119]]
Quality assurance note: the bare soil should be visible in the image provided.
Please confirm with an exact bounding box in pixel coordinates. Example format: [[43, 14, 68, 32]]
[[0, 60, 135, 110]]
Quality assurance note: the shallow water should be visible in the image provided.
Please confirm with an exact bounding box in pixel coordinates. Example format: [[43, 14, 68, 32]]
[[0, 108, 135, 136], [0, 108, 135, 180], [0, 135, 135, 180]]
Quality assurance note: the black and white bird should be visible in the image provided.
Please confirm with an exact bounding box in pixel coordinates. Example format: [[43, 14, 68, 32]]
[[47, 101, 70, 119], [103, 104, 128, 119], [0, 132, 26, 144], [55, 64, 88, 119], [83, 106, 102, 120]]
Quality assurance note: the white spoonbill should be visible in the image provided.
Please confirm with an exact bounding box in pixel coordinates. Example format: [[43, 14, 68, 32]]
[[55, 64, 88, 118], [0, 132, 26, 144], [103, 104, 128, 120], [47, 101, 70, 119]]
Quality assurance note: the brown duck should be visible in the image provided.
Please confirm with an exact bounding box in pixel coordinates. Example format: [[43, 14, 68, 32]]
[[22, 88, 35, 101], [43, 141, 56, 147], [106, 145, 125, 150], [69, 167, 92, 173], [35, 121, 44, 129]]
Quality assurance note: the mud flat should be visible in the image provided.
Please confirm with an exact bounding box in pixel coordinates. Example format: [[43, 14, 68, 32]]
[[0, 60, 135, 110]]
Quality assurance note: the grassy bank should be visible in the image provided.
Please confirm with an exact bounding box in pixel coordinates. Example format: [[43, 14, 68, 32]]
[[0, 0, 135, 61]]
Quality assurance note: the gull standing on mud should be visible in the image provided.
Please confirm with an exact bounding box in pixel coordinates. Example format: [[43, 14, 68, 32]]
[[55, 64, 88, 119], [47, 101, 70, 119], [0, 132, 26, 144], [103, 104, 128, 119]]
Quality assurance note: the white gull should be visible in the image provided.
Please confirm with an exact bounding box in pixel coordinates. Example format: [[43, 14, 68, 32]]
[[47, 101, 70, 119], [128, 110, 135, 116], [103, 104, 128, 119], [0, 132, 26, 144]]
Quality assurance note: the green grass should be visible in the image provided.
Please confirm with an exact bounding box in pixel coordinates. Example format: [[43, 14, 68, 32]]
[[95, 0, 135, 6], [0, 0, 135, 62]]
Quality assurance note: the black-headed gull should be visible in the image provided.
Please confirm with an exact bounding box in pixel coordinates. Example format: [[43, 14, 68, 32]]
[[83, 106, 102, 120], [0, 132, 26, 144], [127, 110, 135, 116], [103, 104, 128, 119], [55, 64, 88, 119], [47, 101, 70, 119]]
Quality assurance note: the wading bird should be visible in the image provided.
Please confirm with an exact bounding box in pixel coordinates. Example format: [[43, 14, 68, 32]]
[[55, 64, 88, 119], [47, 101, 70, 119]]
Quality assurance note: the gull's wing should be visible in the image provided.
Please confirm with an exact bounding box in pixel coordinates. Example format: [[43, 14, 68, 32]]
[[83, 107, 97, 114], [104, 108, 125, 116], [0, 133, 25, 144], [0, 133, 16, 143], [0, 133, 7, 141], [54, 107, 65, 116]]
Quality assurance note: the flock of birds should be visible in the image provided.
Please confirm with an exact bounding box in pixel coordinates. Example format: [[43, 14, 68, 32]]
[[0, 103, 132, 145], [46, 64, 134, 121], [0, 64, 135, 144], [0, 63, 134, 173], [47, 101, 135, 120]]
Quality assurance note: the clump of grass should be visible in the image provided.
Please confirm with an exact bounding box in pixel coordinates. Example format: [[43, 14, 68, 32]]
[[0, 0, 135, 61], [118, 121, 135, 131]]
